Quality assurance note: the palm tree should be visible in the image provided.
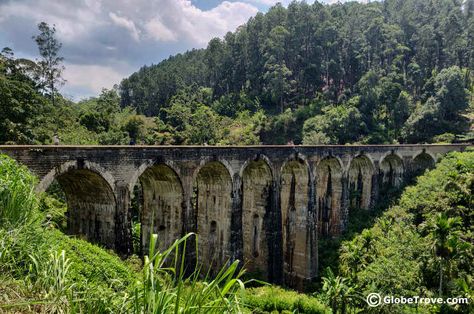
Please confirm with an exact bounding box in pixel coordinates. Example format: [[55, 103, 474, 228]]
[[321, 267, 359, 314], [427, 213, 462, 297]]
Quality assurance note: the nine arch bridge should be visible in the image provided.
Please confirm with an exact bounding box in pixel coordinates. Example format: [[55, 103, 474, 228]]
[[0, 144, 469, 287]]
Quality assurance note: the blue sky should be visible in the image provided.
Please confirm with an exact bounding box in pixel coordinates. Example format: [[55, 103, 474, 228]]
[[0, 0, 358, 100]]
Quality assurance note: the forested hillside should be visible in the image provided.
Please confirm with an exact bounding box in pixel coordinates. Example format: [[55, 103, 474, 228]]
[[1, 0, 473, 146], [120, 0, 474, 145]]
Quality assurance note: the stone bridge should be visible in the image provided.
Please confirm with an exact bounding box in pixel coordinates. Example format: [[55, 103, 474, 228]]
[[0, 144, 469, 287]]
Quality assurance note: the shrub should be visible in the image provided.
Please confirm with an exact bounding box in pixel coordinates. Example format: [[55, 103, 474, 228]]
[[242, 286, 330, 314]]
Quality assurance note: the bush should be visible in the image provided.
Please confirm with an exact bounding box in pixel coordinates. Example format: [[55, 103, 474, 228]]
[[242, 286, 330, 314]]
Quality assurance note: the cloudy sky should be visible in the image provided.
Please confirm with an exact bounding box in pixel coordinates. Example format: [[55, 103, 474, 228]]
[[0, 0, 356, 100]]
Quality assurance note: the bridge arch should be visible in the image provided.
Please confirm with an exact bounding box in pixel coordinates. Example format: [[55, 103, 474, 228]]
[[128, 159, 182, 193], [192, 157, 235, 184], [348, 154, 375, 210], [280, 154, 311, 285], [38, 160, 115, 194], [412, 150, 436, 175], [39, 160, 117, 249], [379, 152, 404, 190], [193, 160, 233, 273], [240, 155, 274, 278], [137, 163, 184, 253], [315, 156, 343, 236]]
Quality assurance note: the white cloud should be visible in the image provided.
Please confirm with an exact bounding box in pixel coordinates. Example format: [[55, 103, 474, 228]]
[[244, 0, 313, 5], [137, 0, 259, 45], [109, 12, 140, 42], [63, 63, 131, 95], [171, 0, 259, 45], [144, 18, 178, 42]]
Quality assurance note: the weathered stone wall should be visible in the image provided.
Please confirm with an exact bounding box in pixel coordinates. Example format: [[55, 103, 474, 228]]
[[280, 158, 311, 287], [242, 159, 272, 278], [139, 164, 183, 253], [195, 161, 232, 273], [0, 144, 469, 287], [315, 157, 343, 236]]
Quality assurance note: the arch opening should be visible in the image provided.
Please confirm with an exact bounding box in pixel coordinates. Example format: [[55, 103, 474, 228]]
[[55, 169, 117, 248], [137, 164, 184, 255], [194, 161, 232, 274], [316, 157, 343, 237], [242, 159, 272, 278], [348, 155, 374, 210], [379, 154, 404, 191], [280, 160, 309, 285], [413, 152, 435, 176]]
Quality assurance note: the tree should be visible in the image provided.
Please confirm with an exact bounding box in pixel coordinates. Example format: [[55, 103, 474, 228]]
[[403, 66, 470, 142], [33, 22, 65, 106], [425, 213, 462, 297], [321, 267, 358, 314], [263, 26, 293, 113], [303, 97, 365, 145], [0, 47, 47, 144]]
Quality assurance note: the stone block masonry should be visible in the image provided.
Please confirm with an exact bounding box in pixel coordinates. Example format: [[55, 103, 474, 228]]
[[0, 144, 469, 288]]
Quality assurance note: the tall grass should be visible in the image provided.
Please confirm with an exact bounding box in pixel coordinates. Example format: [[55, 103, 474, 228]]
[[0, 155, 39, 229], [129, 232, 246, 313]]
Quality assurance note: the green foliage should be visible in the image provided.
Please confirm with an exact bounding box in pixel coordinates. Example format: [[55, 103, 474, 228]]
[[320, 267, 359, 314], [338, 151, 474, 313], [219, 110, 266, 145], [403, 67, 470, 143], [32, 22, 65, 102], [0, 155, 38, 229], [242, 286, 330, 314], [303, 97, 365, 145], [129, 233, 247, 313]]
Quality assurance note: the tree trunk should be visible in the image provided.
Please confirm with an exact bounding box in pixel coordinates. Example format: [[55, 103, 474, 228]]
[[439, 258, 443, 297]]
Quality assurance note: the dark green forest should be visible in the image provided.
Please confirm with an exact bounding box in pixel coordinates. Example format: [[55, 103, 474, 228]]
[[1, 0, 474, 146]]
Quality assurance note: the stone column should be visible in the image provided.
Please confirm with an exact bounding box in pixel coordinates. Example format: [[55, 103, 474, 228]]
[[340, 173, 350, 233], [370, 161, 379, 209], [115, 182, 133, 256], [230, 173, 243, 262], [268, 174, 283, 284], [307, 168, 318, 281], [180, 169, 196, 272]]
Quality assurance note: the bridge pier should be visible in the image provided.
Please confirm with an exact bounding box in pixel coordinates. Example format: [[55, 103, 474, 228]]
[[115, 182, 133, 255]]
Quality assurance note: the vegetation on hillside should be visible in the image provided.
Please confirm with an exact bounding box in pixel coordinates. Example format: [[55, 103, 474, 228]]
[[318, 151, 473, 313], [120, 0, 474, 145]]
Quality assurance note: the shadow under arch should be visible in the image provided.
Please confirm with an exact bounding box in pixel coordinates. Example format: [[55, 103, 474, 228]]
[[241, 156, 274, 279], [412, 151, 435, 176], [348, 154, 375, 210], [41, 161, 118, 249], [137, 163, 185, 254], [379, 152, 404, 190], [315, 156, 343, 236], [193, 160, 233, 274], [280, 154, 311, 287]]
